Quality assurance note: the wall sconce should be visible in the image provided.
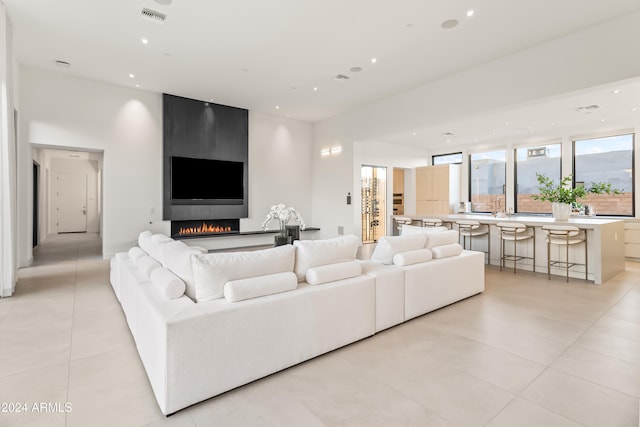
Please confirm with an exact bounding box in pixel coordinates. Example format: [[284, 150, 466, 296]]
[[321, 146, 342, 156]]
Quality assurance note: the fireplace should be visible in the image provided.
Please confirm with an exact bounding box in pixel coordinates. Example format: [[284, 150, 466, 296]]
[[171, 219, 240, 239]]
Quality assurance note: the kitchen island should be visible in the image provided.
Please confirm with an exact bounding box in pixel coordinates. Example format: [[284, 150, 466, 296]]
[[392, 214, 625, 284]]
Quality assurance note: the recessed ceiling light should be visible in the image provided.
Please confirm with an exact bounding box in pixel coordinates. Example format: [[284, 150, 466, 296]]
[[371, 58, 377, 64], [466, 10, 474, 17], [600, 118, 606, 122], [612, 89, 620, 94], [55, 60, 71, 68], [446, 139, 451, 143], [135, 84, 140, 88], [412, 132, 417, 136], [631, 107, 638, 111], [129, 73, 135, 78], [504, 121, 509, 126], [275, 106, 280, 110], [141, 38, 149, 44], [441, 19, 458, 29], [313, 87, 318, 91], [350, 67, 362, 73]]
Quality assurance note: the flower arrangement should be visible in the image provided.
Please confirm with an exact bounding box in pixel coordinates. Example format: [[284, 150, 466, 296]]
[[533, 173, 621, 206], [261, 204, 306, 235]]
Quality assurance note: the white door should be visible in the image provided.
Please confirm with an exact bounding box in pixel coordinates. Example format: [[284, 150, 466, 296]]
[[57, 173, 88, 233]]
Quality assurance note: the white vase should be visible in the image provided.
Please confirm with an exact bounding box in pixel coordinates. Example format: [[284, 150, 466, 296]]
[[552, 202, 571, 221]]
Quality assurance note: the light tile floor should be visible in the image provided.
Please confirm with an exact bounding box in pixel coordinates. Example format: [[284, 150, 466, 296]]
[[0, 233, 639, 426]]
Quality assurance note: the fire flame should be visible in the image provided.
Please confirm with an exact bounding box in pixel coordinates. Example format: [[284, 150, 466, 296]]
[[178, 222, 233, 236]]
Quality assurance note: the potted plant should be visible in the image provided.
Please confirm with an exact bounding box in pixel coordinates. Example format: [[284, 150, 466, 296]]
[[261, 203, 306, 246], [533, 173, 621, 220]]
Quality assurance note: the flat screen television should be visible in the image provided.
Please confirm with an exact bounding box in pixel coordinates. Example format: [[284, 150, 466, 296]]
[[171, 156, 244, 204]]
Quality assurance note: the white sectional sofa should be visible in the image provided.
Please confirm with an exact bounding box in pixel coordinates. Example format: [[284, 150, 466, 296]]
[[110, 227, 484, 415]]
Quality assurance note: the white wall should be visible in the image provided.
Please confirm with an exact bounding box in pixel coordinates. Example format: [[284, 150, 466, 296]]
[[313, 11, 640, 237], [19, 67, 163, 261], [18, 68, 314, 258]]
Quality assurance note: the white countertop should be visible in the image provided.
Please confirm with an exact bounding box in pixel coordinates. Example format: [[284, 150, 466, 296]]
[[394, 214, 624, 228]]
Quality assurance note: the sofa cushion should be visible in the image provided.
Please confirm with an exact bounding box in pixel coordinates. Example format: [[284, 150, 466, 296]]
[[393, 248, 433, 266], [371, 234, 427, 265], [431, 243, 463, 259], [163, 241, 208, 301], [128, 246, 147, 263], [150, 267, 186, 300], [137, 255, 162, 279], [400, 224, 448, 236], [191, 244, 295, 302], [305, 261, 362, 285], [138, 231, 153, 254], [224, 271, 298, 302], [293, 235, 359, 282], [425, 230, 459, 250], [149, 234, 174, 266]]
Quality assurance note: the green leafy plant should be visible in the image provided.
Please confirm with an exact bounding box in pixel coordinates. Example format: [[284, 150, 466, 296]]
[[533, 173, 621, 206]]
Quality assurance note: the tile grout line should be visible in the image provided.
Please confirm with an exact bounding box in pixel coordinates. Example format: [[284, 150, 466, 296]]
[[64, 238, 80, 427]]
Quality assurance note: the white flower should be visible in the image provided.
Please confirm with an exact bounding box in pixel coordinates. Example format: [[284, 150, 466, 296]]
[[261, 204, 306, 231]]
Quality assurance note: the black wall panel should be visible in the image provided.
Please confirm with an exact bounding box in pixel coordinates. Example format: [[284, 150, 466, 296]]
[[162, 94, 249, 220]]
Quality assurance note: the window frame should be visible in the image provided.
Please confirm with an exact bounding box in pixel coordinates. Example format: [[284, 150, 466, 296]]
[[432, 152, 463, 166], [513, 143, 562, 215], [468, 149, 507, 213], [572, 132, 635, 217]]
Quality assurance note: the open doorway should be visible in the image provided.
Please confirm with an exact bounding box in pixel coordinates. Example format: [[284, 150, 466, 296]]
[[31, 147, 103, 244], [361, 165, 386, 243]]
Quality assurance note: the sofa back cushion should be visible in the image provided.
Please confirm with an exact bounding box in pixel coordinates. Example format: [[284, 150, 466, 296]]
[[149, 267, 186, 300], [425, 230, 459, 250], [393, 248, 433, 266], [371, 234, 427, 265], [191, 244, 296, 302], [163, 241, 208, 300], [138, 231, 153, 255], [293, 235, 360, 282], [400, 224, 448, 235], [431, 243, 463, 259]]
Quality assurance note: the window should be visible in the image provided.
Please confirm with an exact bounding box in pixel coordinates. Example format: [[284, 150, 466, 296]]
[[470, 150, 506, 212], [574, 134, 634, 216], [515, 144, 561, 213], [433, 152, 462, 165]]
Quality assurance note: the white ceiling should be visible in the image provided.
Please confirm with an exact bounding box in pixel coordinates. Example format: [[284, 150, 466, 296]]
[[6, 0, 640, 148]]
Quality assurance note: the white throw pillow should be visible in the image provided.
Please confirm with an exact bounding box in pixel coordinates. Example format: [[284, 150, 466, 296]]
[[371, 234, 427, 265], [224, 272, 298, 302], [305, 261, 362, 285], [400, 224, 448, 236], [191, 244, 295, 302], [138, 231, 153, 254], [431, 243, 464, 259], [425, 230, 459, 250], [150, 267, 186, 299], [136, 255, 162, 279], [293, 235, 360, 282], [163, 241, 208, 300], [393, 248, 433, 266]]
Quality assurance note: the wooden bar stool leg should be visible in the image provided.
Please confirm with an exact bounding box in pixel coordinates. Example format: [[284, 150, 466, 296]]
[[565, 235, 570, 282], [547, 239, 551, 280], [513, 236, 517, 274], [584, 232, 588, 280]]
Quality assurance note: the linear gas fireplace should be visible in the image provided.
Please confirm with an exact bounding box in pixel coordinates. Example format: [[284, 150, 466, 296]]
[[171, 219, 240, 239]]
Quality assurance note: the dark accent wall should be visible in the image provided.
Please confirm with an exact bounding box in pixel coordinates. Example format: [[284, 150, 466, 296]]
[[163, 94, 249, 220]]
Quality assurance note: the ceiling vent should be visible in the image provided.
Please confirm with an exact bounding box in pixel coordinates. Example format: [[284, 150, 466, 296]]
[[576, 104, 600, 114], [333, 74, 350, 81], [443, 132, 455, 137], [140, 7, 167, 24]]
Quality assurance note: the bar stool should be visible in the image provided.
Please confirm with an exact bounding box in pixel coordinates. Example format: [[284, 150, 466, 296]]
[[456, 220, 490, 263], [395, 216, 413, 234], [496, 222, 535, 274], [542, 225, 588, 282], [422, 218, 442, 227]]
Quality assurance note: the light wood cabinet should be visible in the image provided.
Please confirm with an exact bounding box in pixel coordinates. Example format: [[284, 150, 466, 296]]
[[624, 221, 640, 258], [415, 164, 460, 215], [393, 168, 404, 194]]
